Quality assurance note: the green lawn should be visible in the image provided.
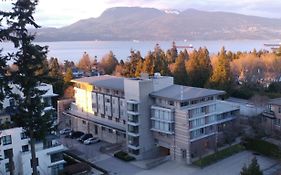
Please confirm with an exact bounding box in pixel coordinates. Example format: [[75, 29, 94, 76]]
[[193, 144, 245, 167]]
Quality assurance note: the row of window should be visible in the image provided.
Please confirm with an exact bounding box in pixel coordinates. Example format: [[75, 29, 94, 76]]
[[181, 96, 215, 107], [151, 121, 174, 133], [151, 109, 173, 121]]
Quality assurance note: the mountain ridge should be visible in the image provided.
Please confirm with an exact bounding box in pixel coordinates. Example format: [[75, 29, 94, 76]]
[[34, 7, 281, 41]]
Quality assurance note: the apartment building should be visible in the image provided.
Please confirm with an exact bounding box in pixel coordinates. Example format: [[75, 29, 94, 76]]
[[0, 83, 66, 175], [262, 98, 281, 134], [61, 74, 239, 164]]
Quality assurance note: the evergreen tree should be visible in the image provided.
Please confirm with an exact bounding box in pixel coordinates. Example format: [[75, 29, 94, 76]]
[[208, 47, 232, 91], [135, 59, 143, 77], [48, 57, 64, 97], [1, 1, 53, 174], [64, 68, 73, 84], [172, 52, 188, 85], [142, 51, 154, 75], [240, 157, 263, 175], [186, 47, 212, 87]]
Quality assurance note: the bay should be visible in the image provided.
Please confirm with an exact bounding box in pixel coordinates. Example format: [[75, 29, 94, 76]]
[[1, 40, 280, 63]]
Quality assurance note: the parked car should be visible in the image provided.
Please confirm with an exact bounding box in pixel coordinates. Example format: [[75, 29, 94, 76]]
[[69, 131, 84, 139], [83, 137, 100, 145], [59, 128, 71, 135], [65, 130, 74, 138], [77, 133, 93, 142]]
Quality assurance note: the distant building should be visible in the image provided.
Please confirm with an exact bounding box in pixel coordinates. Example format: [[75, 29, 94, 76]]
[[60, 74, 239, 164], [0, 83, 66, 175], [262, 98, 281, 134]]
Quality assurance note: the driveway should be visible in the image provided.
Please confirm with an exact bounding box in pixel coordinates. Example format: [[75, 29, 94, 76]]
[[60, 137, 143, 175]]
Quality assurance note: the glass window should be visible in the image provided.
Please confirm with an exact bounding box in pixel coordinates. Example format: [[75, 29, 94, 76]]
[[22, 145, 29, 152], [51, 152, 63, 163], [127, 103, 138, 112], [4, 149, 13, 159], [21, 132, 28, 139], [5, 163, 10, 172], [3, 135, 12, 145]]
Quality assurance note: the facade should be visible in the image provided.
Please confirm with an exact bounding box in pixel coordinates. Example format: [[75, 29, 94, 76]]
[[61, 74, 239, 164], [262, 98, 281, 134], [0, 83, 66, 175]]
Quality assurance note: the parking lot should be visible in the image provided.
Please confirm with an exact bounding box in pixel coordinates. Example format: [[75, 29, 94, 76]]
[[60, 136, 143, 175]]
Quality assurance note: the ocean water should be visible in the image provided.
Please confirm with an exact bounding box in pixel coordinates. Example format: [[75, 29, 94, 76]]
[[1, 40, 280, 63]]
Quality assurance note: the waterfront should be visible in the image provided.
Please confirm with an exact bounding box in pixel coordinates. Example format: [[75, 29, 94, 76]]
[[2, 40, 280, 62]]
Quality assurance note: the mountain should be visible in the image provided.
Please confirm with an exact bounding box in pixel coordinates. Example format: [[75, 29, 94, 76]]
[[35, 7, 281, 41]]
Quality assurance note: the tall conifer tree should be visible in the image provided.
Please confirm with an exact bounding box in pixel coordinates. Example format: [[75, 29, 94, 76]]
[[1, 1, 53, 174]]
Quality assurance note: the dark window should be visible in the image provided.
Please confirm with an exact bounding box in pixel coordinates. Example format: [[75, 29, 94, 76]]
[[5, 163, 9, 172], [108, 129, 113, 133], [108, 116, 112, 120], [50, 152, 63, 163], [106, 98, 110, 103], [123, 120, 126, 125], [22, 145, 29, 152], [115, 118, 120, 122], [101, 126, 105, 131], [180, 101, 189, 107], [3, 135, 12, 145], [169, 101, 174, 106], [4, 149, 13, 159], [21, 132, 28, 139], [94, 125, 98, 134], [279, 107, 281, 113]]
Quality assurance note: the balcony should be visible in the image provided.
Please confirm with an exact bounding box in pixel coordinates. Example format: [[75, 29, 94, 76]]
[[262, 110, 276, 119]]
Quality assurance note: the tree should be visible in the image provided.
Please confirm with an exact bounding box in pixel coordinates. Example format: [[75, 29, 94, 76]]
[[172, 51, 188, 85], [100, 51, 119, 74], [240, 157, 263, 175], [77, 52, 92, 73], [142, 51, 154, 75], [64, 68, 73, 84], [208, 47, 233, 91], [135, 59, 143, 77], [186, 48, 212, 87], [1, 1, 53, 174]]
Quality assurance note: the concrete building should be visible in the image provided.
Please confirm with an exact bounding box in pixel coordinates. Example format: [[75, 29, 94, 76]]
[[60, 74, 239, 164], [262, 98, 281, 135], [0, 83, 66, 175]]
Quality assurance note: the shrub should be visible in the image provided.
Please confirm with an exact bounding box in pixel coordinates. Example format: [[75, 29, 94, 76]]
[[114, 151, 135, 162]]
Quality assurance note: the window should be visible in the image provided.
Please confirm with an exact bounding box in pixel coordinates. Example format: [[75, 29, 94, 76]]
[[21, 132, 28, 139], [180, 101, 189, 107], [108, 129, 113, 133], [123, 120, 126, 125], [115, 118, 120, 122], [22, 145, 29, 152], [169, 101, 174, 106], [4, 149, 13, 159], [279, 107, 281, 113], [50, 152, 63, 163], [82, 120, 86, 124], [3, 135, 12, 145], [101, 126, 105, 131], [108, 116, 112, 120], [5, 163, 10, 172], [127, 103, 138, 112], [106, 98, 110, 103], [181, 149, 187, 159]]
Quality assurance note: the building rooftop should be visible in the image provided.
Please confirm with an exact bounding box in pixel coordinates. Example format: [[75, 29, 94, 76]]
[[269, 98, 281, 106], [150, 85, 225, 102], [72, 75, 124, 91]]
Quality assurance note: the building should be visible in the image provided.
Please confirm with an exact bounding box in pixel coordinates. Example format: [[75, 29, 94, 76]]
[[262, 98, 281, 135], [0, 83, 66, 175], [60, 74, 239, 164]]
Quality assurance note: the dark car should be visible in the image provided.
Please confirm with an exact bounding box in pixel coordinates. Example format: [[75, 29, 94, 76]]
[[77, 133, 93, 142], [64, 130, 74, 138], [69, 131, 84, 139]]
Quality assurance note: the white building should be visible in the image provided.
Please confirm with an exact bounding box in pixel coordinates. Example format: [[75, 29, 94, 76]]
[[0, 83, 66, 175]]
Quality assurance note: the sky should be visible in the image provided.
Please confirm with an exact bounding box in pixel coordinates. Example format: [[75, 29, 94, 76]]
[[1, 0, 281, 28]]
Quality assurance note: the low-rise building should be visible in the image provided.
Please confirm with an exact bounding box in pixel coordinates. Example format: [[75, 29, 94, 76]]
[[262, 98, 281, 135], [60, 74, 239, 164]]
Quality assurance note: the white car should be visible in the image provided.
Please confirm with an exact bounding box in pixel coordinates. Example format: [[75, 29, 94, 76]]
[[83, 137, 100, 145], [59, 128, 71, 135]]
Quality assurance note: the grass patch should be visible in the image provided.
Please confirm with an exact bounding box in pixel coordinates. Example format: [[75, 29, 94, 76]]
[[193, 144, 245, 167], [114, 151, 136, 162], [243, 138, 281, 159]]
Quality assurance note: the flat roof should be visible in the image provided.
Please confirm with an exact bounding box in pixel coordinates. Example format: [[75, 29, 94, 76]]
[[150, 85, 225, 102], [269, 98, 281, 106], [71, 75, 124, 91]]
